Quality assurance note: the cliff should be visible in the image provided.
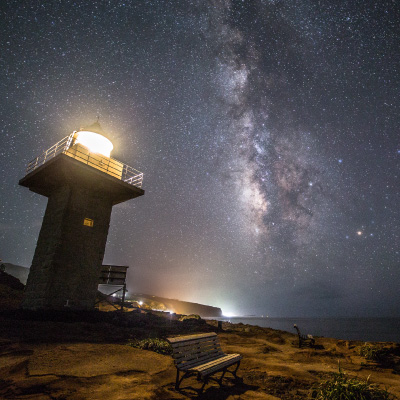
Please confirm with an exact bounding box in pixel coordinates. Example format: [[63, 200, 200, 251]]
[[128, 293, 222, 318], [2, 264, 222, 317]]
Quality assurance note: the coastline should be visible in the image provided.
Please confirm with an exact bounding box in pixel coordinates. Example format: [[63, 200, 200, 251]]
[[206, 316, 400, 343]]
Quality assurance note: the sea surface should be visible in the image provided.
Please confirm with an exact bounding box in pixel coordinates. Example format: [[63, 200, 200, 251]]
[[206, 317, 400, 343]]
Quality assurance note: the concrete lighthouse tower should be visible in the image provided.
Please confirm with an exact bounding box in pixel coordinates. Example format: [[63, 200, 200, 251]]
[[19, 122, 144, 310]]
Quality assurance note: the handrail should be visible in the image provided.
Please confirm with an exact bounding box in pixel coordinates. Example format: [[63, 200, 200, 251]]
[[24, 134, 143, 189]]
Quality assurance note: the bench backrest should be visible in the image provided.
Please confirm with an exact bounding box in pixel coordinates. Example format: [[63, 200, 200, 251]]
[[167, 332, 225, 369]]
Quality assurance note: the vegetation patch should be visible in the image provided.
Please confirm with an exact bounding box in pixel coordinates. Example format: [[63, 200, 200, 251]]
[[264, 330, 286, 345], [178, 314, 201, 321], [245, 371, 310, 399], [359, 343, 388, 362], [359, 343, 400, 371], [128, 338, 172, 355], [310, 367, 393, 399]]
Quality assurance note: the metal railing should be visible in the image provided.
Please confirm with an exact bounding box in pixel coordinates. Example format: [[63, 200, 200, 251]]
[[25, 133, 144, 189], [26, 134, 73, 174]]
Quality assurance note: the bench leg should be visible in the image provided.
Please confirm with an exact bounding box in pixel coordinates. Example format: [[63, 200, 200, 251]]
[[175, 370, 180, 390], [199, 378, 207, 394], [175, 370, 194, 391], [217, 361, 242, 385], [176, 370, 191, 390], [232, 361, 241, 380], [197, 373, 221, 393], [218, 369, 226, 386], [174, 362, 242, 393]]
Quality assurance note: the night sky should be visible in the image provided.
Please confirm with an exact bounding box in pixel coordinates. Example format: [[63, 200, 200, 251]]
[[1, 1, 399, 317]]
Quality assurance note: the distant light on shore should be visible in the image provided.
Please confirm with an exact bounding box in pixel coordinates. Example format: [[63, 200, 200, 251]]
[[222, 312, 236, 317]]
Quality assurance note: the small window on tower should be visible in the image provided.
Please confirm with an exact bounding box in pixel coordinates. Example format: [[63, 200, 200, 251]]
[[83, 218, 94, 227]]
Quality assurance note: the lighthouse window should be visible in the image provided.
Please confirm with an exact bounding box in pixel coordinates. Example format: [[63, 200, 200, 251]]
[[83, 218, 94, 227]]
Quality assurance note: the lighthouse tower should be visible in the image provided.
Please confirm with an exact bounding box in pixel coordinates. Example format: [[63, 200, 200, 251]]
[[19, 122, 144, 310]]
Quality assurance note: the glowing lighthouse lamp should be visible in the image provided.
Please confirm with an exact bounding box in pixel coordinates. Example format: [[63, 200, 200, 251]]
[[19, 122, 144, 310], [64, 125, 127, 181], [75, 130, 114, 157]]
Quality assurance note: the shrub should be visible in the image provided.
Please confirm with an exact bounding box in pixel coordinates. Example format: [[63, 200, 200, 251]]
[[128, 338, 172, 355], [310, 366, 392, 399], [262, 344, 279, 354], [359, 343, 388, 362], [179, 314, 201, 321]]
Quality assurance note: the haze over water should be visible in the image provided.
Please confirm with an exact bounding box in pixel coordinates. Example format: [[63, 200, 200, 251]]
[[210, 317, 400, 343]]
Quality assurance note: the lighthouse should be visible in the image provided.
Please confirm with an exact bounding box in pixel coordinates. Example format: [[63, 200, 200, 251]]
[[19, 122, 144, 310]]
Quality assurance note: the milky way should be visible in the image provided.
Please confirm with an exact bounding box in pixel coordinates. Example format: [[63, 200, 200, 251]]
[[0, 1, 399, 316]]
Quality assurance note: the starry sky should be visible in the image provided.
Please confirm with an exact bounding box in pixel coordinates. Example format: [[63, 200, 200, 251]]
[[1, 1, 399, 317]]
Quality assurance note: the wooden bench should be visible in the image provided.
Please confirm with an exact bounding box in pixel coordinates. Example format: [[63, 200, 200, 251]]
[[294, 324, 315, 348], [167, 332, 242, 392]]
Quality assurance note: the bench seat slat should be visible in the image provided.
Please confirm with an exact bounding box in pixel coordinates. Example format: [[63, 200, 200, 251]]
[[176, 352, 226, 370], [191, 354, 242, 372], [195, 355, 242, 378]]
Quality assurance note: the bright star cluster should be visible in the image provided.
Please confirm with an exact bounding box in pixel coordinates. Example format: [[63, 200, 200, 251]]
[[0, 1, 398, 317]]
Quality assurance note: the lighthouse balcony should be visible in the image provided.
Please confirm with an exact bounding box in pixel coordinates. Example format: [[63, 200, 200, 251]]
[[24, 133, 143, 189]]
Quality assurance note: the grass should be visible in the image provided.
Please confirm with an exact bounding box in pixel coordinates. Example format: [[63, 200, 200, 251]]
[[310, 364, 393, 399], [178, 314, 201, 321], [359, 343, 388, 362], [128, 338, 172, 355]]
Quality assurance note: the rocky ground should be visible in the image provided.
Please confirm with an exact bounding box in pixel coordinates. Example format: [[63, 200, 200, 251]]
[[0, 310, 399, 400]]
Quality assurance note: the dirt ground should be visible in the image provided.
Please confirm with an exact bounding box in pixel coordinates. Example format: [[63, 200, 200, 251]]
[[0, 310, 399, 400]]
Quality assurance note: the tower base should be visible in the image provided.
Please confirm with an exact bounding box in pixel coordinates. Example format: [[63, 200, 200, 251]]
[[21, 184, 113, 310]]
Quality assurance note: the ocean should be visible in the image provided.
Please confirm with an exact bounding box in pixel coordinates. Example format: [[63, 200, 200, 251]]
[[207, 317, 400, 343]]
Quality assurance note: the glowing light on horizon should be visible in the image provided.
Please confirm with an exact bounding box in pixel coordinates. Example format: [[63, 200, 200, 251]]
[[222, 311, 236, 317], [76, 130, 113, 157]]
